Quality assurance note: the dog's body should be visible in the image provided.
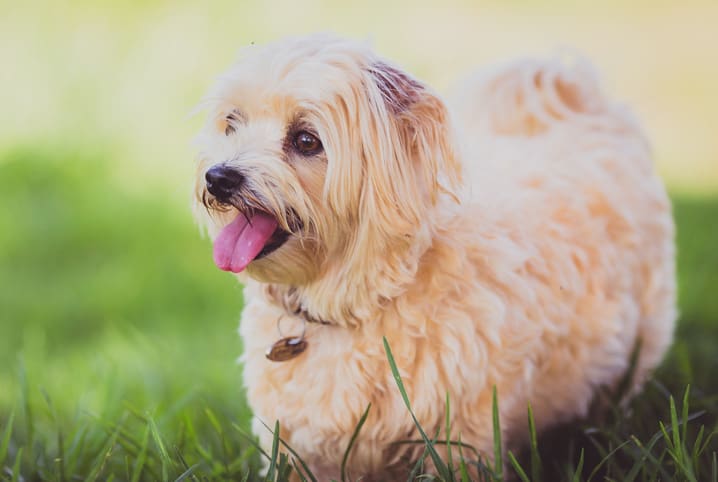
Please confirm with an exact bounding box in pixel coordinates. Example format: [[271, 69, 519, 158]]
[[195, 34, 675, 479]]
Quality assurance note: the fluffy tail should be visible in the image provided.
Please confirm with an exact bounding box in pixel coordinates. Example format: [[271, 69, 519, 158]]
[[450, 54, 639, 138]]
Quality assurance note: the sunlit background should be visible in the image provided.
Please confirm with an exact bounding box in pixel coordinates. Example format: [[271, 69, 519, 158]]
[[0, 0, 716, 470], [2, 0, 717, 195]]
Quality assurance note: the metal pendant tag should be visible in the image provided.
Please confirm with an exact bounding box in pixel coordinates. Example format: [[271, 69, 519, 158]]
[[265, 336, 308, 362]]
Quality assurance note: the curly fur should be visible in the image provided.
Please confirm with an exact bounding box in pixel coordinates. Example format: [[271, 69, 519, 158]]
[[193, 33, 676, 479]]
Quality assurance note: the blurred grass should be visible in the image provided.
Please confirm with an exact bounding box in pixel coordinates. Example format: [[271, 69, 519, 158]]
[[0, 145, 263, 478], [0, 144, 248, 419]]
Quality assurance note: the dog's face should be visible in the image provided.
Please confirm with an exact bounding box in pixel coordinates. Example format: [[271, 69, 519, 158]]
[[194, 35, 460, 287]]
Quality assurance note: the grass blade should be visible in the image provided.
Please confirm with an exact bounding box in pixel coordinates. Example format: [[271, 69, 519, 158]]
[[233, 423, 271, 461], [492, 386, 503, 480], [277, 453, 292, 480], [265, 420, 281, 481], [681, 385, 690, 452], [88, 423, 121, 482], [11, 446, 23, 482], [291, 459, 307, 482], [691, 425, 707, 471], [149, 416, 171, 482], [175, 464, 200, 482], [571, 448, 584, 482], [131, 424, 151, 482], [586, 439, 631, 482], [660, 398, 698, 482], [508, 451, 530, 482], [628, 434, 674, 481], [341, 403, 371, 482], [407, 444, 430, 482], [527, 403, 542, 482], [383, 337, 450, 477], [445, 392, 453, 476], [458, 448, 471, 482], [259, 420, 318, 482], [17, 358, 34, 446], [0, 412, 14, 469], [670, 394, 682, 462]]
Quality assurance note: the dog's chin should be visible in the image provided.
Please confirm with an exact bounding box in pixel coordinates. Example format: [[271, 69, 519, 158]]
[[245, 236, 322, 285]]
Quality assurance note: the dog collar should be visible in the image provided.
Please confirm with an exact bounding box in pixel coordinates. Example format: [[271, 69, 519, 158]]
[[265, 291, 334, 362]]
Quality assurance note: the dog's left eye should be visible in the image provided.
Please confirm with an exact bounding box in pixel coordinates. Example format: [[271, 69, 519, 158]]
[[292, 131, 323, 156]]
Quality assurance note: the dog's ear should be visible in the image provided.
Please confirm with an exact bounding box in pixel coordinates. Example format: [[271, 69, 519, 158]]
[[369, 62, 423, 114], [361, 62, 462, 231]]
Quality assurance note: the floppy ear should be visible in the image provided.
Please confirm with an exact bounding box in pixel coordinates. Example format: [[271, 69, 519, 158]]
[[361, 61, 462, 233]]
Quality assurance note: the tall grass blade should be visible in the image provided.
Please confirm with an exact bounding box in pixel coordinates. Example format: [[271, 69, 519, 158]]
[[130, 424, 151, 482], [527, 403, 542, 482], [41, 389, 66, 482], [265, 420, 281, 481], [692, 425, 706, 470], [658, 421, 673, 450], [663, 395, 698, 482], [669, 395, 682, 462], [445, 392, 453, 476], [458, 457, 471, 482], [508, 451, 530, 482], [174, 464, 200, 482], [56, 429, 66, 482], [492, 386, 503, 481], [18, 358, 34, 445], [614, 339, 641, 401], [681, 385, 690, 452], [0, 411, 14, 469], [407, 444, 430, 482], [233, 423, 270, 461], [88, 423, 121, 482], [149, 416, 171, 482], [570, 448, 584, 482], [11, 446, 23, 482], [280, 453, 294, 480], [64, 422, 89, 476], [586, 440, 630, 482], [174, 447, 200, 482], [259, 420, 318, 482], [622, 459, 643, 482], [383, 337, 450, 477], [341, 403, 371, 482], [291, 460, 307, 482]]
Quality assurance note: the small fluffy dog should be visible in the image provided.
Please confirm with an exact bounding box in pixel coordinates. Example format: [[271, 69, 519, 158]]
[[194, 34, 675, 479]]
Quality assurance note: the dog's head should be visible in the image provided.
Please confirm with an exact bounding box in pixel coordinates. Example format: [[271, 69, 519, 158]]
[[194, 34, 461, 291]]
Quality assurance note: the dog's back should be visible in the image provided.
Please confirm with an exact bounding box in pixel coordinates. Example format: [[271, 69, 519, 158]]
[[448, 56, 676, 419]]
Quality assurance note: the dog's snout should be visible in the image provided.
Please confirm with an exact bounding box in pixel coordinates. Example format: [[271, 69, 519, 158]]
[[205, 165, 244, 201]]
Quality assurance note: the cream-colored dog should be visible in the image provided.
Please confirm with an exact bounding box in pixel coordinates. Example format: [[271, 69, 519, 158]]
[[194, 33, 675, 479]]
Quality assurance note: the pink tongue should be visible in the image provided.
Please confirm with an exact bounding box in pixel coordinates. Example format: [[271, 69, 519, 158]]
[[213, 213, 279, 273]]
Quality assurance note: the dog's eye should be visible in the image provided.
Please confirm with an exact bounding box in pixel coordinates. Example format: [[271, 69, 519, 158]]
[[224, 110, 244, 135], [292, 131, 322, 156]]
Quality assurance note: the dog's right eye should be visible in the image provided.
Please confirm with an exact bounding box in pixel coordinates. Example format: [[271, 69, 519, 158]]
[[224, 110, 244, 135], [292, 131, 323, 156]]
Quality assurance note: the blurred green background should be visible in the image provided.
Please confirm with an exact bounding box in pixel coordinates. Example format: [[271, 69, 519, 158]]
[[0, 0, 717, 473]]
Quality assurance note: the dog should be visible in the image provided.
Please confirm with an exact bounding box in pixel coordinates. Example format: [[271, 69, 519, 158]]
[[193, 33, 676, 479]]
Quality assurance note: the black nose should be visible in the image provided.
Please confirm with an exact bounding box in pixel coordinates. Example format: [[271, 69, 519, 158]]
[[205, 165, 244, 201]]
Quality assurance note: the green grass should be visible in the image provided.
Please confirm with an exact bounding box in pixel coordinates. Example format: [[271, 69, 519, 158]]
[[0, 146, 717, 480]]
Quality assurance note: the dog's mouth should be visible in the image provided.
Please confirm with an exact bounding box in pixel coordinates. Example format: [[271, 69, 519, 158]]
[[213, 211, 290, 273]]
